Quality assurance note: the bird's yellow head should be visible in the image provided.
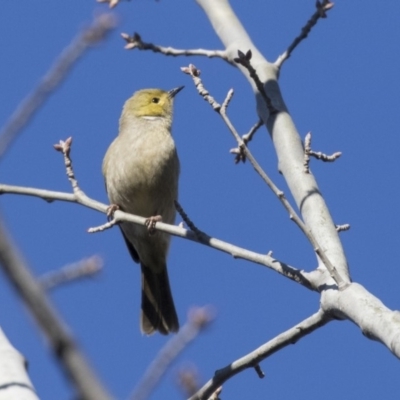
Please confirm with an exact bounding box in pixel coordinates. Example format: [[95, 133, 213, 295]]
[[122, 87, 184, 119]]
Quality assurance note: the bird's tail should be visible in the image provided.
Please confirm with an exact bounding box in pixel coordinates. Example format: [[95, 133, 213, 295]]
[[140, 263, 179, 335]]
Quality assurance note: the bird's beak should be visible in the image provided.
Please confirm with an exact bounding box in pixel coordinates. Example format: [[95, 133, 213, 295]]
[[168, 86, 184, 99]]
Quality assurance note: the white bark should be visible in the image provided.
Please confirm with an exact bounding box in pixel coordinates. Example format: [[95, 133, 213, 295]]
[[196, 0, 400, 358], [0, 328, 39, 400]]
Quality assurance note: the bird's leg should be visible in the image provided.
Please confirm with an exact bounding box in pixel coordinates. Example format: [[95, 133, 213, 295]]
[[106, 204, 120, 221], [145, 215, 162, 235]]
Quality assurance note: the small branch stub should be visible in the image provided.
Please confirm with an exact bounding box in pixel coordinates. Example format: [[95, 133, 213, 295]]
[[304, 131, 341, 173], [230, 119, 263, 163], [254, 364, 265, 379], [336, 224, 350, 232], [88, 218, 119, 233]]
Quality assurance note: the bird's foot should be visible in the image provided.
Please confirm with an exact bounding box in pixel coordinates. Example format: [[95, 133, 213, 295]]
[[106, 204, 120, 221], [145, 215, 162, 235]]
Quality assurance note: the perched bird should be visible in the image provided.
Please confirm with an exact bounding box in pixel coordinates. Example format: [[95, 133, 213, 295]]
[[102, 87, 184, 335]]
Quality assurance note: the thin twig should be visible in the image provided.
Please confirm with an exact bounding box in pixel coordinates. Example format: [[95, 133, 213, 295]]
[[304, 131, 341, 173], [0, 13, 116, 161], [189, 309, 331, 400], [234, 50, 277, 115], [309, 150, 342, 162], [0, 182, 316, 290], [121, 32, 231, 63], [182, 64, 348, 290], [88, 218, 119, 233], [230, 119, 263, 163], [275, 0, 335, 68], [54, 137, 85, 197], [174, 200, 204, 239], [0, 218, 112, 400], [39, 255, 103, 290], [336, 224, 350, 232], [253, 364, 265, 378], [129, 307, 214, 400], [181, 65, 221, 111]]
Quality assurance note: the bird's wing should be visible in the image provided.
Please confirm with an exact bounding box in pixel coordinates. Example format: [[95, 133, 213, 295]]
[[120, 226, 140, 263]]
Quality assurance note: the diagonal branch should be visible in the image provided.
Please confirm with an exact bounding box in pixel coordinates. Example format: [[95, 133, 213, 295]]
[[230, 119, 263, 163], [0, 13, 116, 161], [130, 307, 214, 400], [189, 308, 332, 400], [0, 182, 315, 290], [275, 0, 335, 68], [0, 218, 112, 400], [196, 0, 351, 288], [38, 255, 103, 291], [182, 64, 347, 290]]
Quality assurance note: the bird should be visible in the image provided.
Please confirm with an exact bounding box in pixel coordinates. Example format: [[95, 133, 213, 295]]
[[102, 86, 184, 335]]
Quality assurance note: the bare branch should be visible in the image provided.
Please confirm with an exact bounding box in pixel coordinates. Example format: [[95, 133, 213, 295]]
[[0, 182, 315, 290], [304, 131, 312, 173], [253, 364, 265, 379], [234, 50, 277, 115], [304, 131, 342, 173], [275, 0, 335, 68], [230, 119, 263, 163], [181, 65, 221, 111], [182, 64, 348, 290], [39, 255, 103, 290], [88, 218, 119, 233], [54, 137, 87, 198], [0, 218, 112, 400], [197, 0, 351, 292], [310, 150, 342, 162], [174, 200, 204, 239], [189, 309, 331, 400], [122, 32, 231, 63], [0, 328, 39, 399], [129, 307, 214, 400], [336, 224, 350, 232], [0, 13, 116, 160]]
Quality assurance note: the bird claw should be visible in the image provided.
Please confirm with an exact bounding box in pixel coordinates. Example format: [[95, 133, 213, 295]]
[[145, 215, 162, 235], [106, 204, 120, 221]]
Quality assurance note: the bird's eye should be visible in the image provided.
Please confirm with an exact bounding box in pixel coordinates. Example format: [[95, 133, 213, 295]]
[[151, 97, 160, 104]]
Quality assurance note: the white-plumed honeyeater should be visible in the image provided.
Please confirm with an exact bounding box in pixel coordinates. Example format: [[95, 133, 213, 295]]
[[102, 86, 184, 335]]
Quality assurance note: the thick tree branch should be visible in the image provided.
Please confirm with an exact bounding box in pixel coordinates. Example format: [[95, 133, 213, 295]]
[[182, 64, 346, 289], [0, 218, 112, 400], [196, 0, 350, 287], [189, 308, 332, 400], [0, 328, 39, 400]]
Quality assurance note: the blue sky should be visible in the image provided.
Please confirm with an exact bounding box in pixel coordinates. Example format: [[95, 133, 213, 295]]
[[1, 1, 400, 399]]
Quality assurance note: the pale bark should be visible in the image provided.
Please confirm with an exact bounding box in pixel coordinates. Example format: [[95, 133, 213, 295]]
[[195, 0, 400, 358], [0, 328, 39, 400]]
